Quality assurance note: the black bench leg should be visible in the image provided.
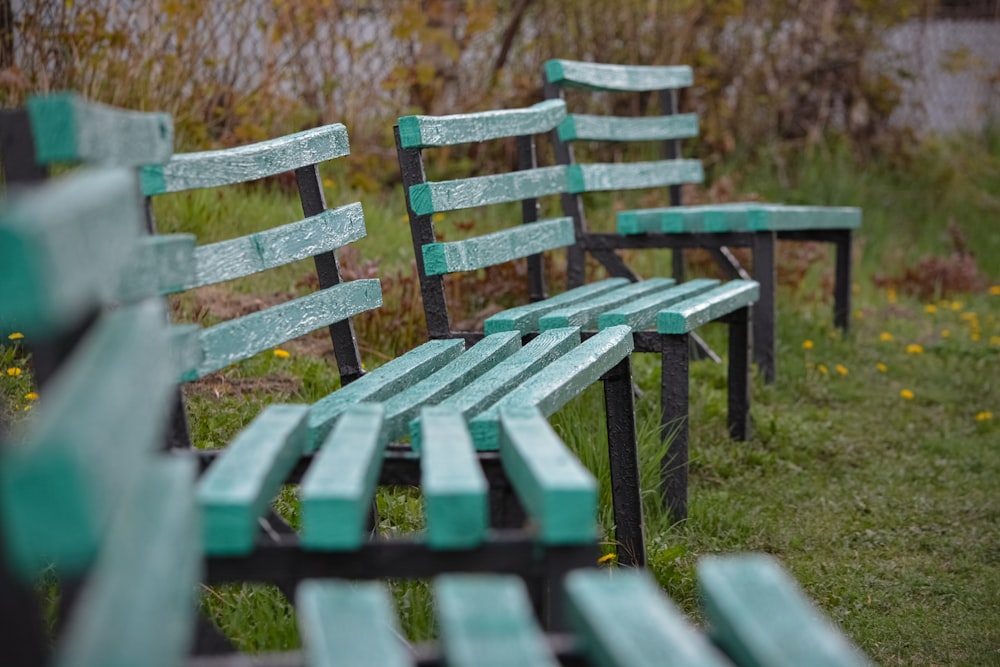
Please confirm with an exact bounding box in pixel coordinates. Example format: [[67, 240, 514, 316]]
[[833, 229, 853, 331], [660, 333, 689, 523], [672, 247, 685, 282], [727, 306, 752, 441], [751, 231, 777, 384], [0, 545, 48, 667], [602, 356, 645, 567]]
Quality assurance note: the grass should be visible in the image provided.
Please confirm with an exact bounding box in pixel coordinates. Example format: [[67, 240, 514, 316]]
[[2, 130, 999, 664]]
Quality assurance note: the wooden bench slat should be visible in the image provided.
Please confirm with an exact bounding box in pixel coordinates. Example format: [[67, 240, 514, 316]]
[[300, 404, 387, 551], [56, 457, 201, 667], [186, 278, 383, 380], [0, 302, 176, 576], [409, 166, 568, 216], [618, 203, 863, 235], [567, 160, 704, 194], [421, 408, 489, 549], [597, 278, 720, 330], [168, 323, 206, 383], [558, 113, 700, 143], [483, 277, 630, 335], [564, 570, 730, 667], [308, 339, 466, 448], [657, 280, 760, 334], [408, 327, 581, 450], [197, 404, 310, 555], [469, 325, 634, 450], [398, 99, 565, 149], [498, 406, 597, 544], [381, 331, 521, 441], [422, 217, 575, 276], [434, 575, 559, 667], [545, 60, 694, 91], [140, 123, 350, 195], [297, 580, 413, 667], [184, 203, 367, 290], [28, 92, 173, 167], [0, 168, 143, 336], [538, 276, 675, 330], [119, 234, 198, 300], [698, 554, 873, 667]]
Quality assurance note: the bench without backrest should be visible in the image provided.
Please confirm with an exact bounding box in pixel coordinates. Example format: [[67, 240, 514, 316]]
[[544, 59, 862, 384], [395, 99, 759, 524]]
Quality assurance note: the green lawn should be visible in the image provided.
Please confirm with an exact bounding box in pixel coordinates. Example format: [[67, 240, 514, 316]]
[[2, 131, 998, 664]]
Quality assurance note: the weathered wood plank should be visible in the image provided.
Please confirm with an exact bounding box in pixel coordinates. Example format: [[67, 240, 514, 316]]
[[422, 217, 574, 276], [0, 168, 143, 336], [483, 278, 630, 335], [55, 458, 200, 667], [0, 302, 175, 576], [28, 92, 173, 167], [657, 281, 759, 334], [421, 408, 489, 549], [308, 339, 466, 449], [545, 59, 693, 91], [119, 234, 197, 300], [141, 124, 350, 195], [381, 332, 521, 441], [297, 580, 413, 667], [409, 166, 568, 215], [498, 406, 597, 544], [300, 404, 387, 551], [618, 203, 863, 235], [168, 324, 205, 383], [186, 278, 383, 380], [197, 404, 309, 556], [408, 328, 581, 450], [469, 325, 634, 450], [538, 276, 675, 330], [564, 569, 729, 667], [558, 113, 699, 143], [597, 278, 719, 330], [434, 575, 558, 667], [398, 100, 566, 149], [183, 203, 367, 290], [567, 160, 704, 194], [698, 554, 873, 667]]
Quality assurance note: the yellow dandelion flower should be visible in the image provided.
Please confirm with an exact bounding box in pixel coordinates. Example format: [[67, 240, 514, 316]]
[[971, 332, 981, 341], [598, 553, 617, 564], [876, 362, 888, 373], [941, 329, 951, 338], [950, 301, 963, 311], [960, 312, 977, 321], [432, 213, 446, 223], [887, 288, 897, 304], [924, 304, 937, 314], [6, 367, 21, 377], [854, 309, 864, 320], [322, 177, 334, 187], [991, 336, 1000, 346], [817, 364, 828, 375], [990, 285, 1000, 295], [802, 340, 814, 350], [879, 332, 894, 342], [7, 332, 24, 340], [975, 411, 993, 422], [24, 392, 38, 401], [273, 349, 290, 359], [835, 364, 848, 376], [906, 344, 924, 354], [23, 405, 31, 411], [900, 388, 915, 400]]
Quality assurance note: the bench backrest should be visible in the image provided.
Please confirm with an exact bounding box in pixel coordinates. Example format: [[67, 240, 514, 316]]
[[26, 92, 380, 387], [395, 100, 575, 339], [543, 59, 702, 283], [0, 168, 200, 666]]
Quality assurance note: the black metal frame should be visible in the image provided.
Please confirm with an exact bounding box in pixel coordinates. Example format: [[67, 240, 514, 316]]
[[394, 126, 646, 565], [543, 76, 856, 385]]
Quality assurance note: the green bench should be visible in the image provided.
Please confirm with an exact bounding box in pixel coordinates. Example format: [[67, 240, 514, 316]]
[[543, 59, 862, 384], [395, 99, 760, 523], [22, 92, 650, 563]]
